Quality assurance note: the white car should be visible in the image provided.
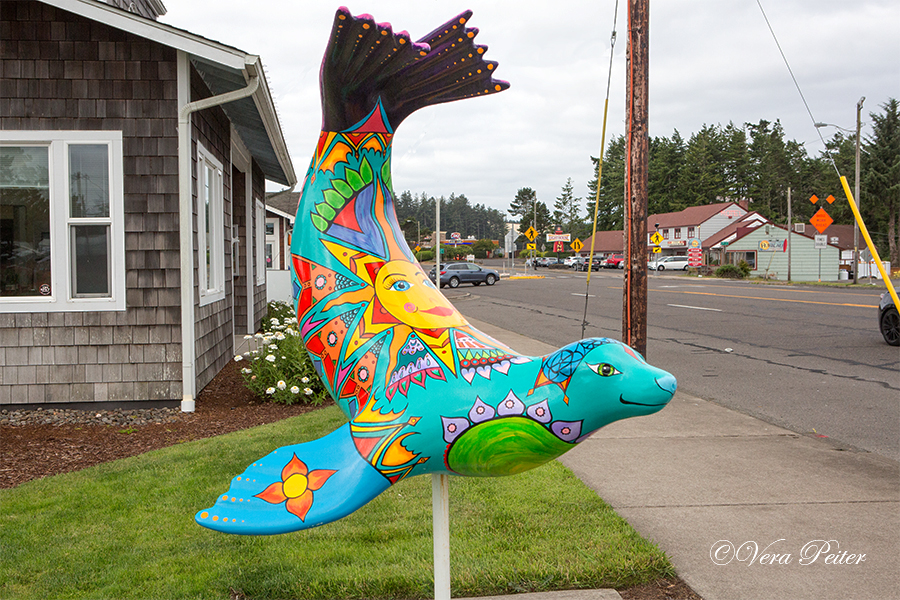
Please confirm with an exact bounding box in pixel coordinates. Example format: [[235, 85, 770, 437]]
[[650, 255, 691, 271]]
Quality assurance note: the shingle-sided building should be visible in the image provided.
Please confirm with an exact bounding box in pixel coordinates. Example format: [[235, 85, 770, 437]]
[[0, 0, 297, 410]]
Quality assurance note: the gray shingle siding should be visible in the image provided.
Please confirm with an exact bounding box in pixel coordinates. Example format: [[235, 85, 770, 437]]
[[1, 1, 182, 405]]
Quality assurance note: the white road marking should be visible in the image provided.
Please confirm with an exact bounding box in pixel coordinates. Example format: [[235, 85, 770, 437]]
[[571, 293, 596, 297], [667, 303, 722, 312]]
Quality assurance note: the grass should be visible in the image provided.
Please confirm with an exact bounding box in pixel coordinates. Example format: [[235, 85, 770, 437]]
[[0, 407, 673, 599]]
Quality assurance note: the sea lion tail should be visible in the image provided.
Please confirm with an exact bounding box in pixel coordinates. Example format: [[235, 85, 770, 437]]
[[321, 7, 509, 132]]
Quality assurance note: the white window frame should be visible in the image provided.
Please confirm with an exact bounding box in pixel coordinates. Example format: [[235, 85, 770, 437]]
[[255, 199, 266, 285], [265, 217, 280, 271], [196, 143, 225, 306], [0, 131, 125, 313]]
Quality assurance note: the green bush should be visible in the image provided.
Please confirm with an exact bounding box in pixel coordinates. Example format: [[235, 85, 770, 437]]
[[738, 259, 752, 277], [715, 264, 745, 279], [235, 301, 329, 405], [416, 250, 434, 262]]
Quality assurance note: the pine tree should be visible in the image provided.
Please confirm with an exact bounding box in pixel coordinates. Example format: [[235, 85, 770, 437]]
[[553, 178, 582, 234], [586, 135, 626, 233], [863, 98, 900, 264], [509, 187, 537, 225]]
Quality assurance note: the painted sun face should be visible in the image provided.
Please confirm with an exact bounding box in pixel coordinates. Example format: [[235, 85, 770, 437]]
[[374, 260, 467, 329]]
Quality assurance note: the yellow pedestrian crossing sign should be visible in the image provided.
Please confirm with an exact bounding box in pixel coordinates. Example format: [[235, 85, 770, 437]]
[[526, 243, 536, 250], [414, 245, 421, 252], [523, 226, 537, 241], [653, 246, 661, 253], [570, 238, 583, 252], [650, 232, 663, 245]]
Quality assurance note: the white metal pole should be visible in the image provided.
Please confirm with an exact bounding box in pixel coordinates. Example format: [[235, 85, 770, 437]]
[[432, 473, 451, 600]]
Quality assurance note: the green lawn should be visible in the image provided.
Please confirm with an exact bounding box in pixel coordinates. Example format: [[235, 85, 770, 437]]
[[0, 407, 673, 599]]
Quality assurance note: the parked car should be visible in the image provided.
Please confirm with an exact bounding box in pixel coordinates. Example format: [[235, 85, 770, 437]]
[[878, 292, 899, 346], [563, 256, 580, 267], [429, 262, 499, 288], [535, 257, 559, 267], [574, 256, 602, 271], [602, 254, 625, 269], [650, 255, 690, 271]]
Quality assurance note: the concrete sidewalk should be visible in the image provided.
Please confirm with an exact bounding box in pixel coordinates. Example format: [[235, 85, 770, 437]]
[[464, 315, 900, 600]]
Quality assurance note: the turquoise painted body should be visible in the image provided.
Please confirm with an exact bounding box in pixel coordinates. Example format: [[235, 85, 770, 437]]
[[197, 8, 675, 535]]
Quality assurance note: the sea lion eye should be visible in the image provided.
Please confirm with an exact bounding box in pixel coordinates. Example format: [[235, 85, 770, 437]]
[[588, 362, 620, 377]]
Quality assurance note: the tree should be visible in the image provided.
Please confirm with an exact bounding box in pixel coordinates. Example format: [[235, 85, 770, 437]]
[[471, 238, 498, 258], [509, 187, 537, 224], [553, 177, 582, 234], [678, 124, 726, 208], [648, 130, 686, 214], [863, 98, 900, 265], [586, 135, 626, 233]]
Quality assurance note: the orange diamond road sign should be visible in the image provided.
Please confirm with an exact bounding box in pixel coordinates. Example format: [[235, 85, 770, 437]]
[[810, 207, 834, 234], [826, 194, 835, 204], [809, 194, 818, 204]]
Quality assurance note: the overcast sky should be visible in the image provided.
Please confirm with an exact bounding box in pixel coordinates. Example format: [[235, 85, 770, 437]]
[[160, 1, 899, 218]]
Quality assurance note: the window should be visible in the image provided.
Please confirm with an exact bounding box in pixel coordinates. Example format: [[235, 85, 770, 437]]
[[265, 217, 279, 270], [687, 226, 695, 239], [196, 144, 225, 306], [726, 250, 756, 270], [255, 200, 265, 285], [662, 229, 669, 240], [674, 228, 682, 239], [0, 131, 124, 312]]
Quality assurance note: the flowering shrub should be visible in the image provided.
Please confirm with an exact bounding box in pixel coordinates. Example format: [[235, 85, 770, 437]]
[[235, 301, 329, 405]]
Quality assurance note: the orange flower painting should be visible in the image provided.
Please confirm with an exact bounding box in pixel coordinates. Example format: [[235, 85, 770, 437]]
[[255, 454, 336, 521]]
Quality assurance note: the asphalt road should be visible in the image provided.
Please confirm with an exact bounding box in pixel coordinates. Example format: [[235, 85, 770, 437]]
[[448, 261, 900, 461]]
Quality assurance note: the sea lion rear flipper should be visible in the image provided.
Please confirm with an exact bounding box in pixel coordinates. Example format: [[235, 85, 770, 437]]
[[321, 7, 509, 132], [196, 424, 390, 535]]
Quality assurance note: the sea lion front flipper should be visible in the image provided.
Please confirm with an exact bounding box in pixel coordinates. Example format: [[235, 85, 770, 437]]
[[196, 424, 389, 535]]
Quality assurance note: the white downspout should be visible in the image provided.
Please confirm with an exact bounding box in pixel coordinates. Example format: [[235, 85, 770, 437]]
[[177, 53, 260, 412]]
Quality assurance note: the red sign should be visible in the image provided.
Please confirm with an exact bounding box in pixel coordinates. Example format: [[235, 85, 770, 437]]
[[688, 248, 702, 267], [810, 207, 833, 234]]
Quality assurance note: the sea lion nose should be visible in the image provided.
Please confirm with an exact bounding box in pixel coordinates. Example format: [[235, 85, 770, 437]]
[[655, 372, 677, 397]]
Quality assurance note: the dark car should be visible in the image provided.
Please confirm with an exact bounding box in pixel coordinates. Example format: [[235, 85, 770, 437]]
[[573, 256, 602, 271], [429, 262, 499, 288], [878, 292, 899, 346]]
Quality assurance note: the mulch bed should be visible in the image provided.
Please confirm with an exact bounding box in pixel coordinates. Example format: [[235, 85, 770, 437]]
[[0, 360, 701, 600]]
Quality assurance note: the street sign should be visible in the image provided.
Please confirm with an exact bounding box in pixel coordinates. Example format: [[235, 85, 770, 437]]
[[414, 245, 421, 253], [814, 234, 827, 249], [570, 238, 583, 252], [652, 246, 661, 253], [650, 232, 663, 245], [547, 233, 571, 242], [688, 238, 701, 249], [526, 243, 536, 250], [810, 207, 833, 234], [523, 226, 537, 241], [450, 232, 461, 240], [809, 194, 819, 204]]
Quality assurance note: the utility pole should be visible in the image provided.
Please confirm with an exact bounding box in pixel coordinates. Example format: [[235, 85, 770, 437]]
[[853, 96, 864, 284], [787, 186, 792, 282], [623, 0, 649, 357]]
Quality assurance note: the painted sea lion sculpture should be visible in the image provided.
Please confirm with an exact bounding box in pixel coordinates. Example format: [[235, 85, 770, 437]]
[[197, 7, 676, 535]]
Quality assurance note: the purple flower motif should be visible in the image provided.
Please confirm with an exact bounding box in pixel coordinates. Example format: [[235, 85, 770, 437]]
[[497, 391, 525, 416], [551, 420, 582, 443], [441, 417, 470, 444], [526, 399, 552, 424], [468, 397, 496, 423]]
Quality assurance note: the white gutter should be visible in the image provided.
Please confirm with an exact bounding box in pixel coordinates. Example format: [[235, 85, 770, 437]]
[[178, 53, 260, 412]]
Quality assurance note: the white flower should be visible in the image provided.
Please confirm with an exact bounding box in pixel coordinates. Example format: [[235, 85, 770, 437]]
[[301, 377, 310, 383], [266, 354, 276, 362], [255, 332, 264, 339], [243, 334, 253, 340], [281, 356, 286, 360], [233, 355, 243, 362], [304, 388, 313, 395], [270, 318, 280, 325], [241, 368, 252, 374], [268, 344, 278, 350], [265, 387, 276, 395], [250, 350, 258, 356], [277, 380, 287, 390], [290, 386, 300, 394], [274, 332, 285, 340]]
